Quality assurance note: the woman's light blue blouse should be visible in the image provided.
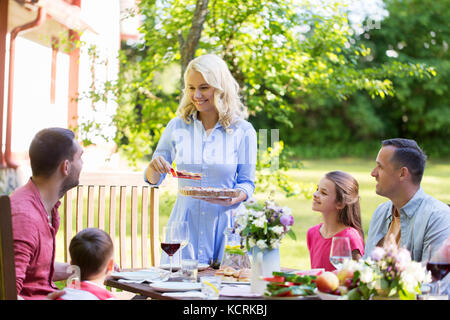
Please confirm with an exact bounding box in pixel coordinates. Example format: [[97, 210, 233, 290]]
[[145, 114, 257, 264]]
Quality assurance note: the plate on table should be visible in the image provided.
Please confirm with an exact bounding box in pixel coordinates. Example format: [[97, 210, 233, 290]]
[[159, 264, 181, 272], [111, 268, 169, 282], [150, 281, 202, 292], [314, 288, 343, 300], [198, 263, 209, 271], [222, 280, 251, 285]]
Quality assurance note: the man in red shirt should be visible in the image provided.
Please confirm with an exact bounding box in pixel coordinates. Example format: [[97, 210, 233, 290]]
[[10, 128, 83, 299]]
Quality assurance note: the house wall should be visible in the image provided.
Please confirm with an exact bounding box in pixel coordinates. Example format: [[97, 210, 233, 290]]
[[1, 0, 124, 194]]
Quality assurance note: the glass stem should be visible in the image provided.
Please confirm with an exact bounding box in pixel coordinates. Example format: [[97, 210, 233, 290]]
[[169, 255, 173, 274]]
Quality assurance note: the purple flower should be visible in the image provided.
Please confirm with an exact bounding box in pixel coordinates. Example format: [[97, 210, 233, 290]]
[[280, 214, 294, 227], [395, 248, 411, 271], [371, 247, 385, 261]]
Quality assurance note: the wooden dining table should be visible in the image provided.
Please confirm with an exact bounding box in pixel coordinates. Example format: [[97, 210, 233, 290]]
[[104, 267, 320, 300]]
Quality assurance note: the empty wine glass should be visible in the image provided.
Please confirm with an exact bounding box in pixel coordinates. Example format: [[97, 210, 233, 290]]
[[330, 236, 352, 270]]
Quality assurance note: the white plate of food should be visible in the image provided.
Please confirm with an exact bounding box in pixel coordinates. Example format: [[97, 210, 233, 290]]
[[159, 264, 181, 272], [111, 268, 170, 282], [150, 281, 202, 292], [198, 263, 210, 271]]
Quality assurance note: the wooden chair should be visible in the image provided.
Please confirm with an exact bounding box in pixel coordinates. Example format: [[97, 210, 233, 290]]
[[62, 172, 160, 269], [0, 195, 17, 300]]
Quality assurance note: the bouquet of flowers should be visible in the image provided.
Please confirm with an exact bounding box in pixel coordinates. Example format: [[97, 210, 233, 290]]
[[338, 235, 431, 300], [234, 198, 296, 251]]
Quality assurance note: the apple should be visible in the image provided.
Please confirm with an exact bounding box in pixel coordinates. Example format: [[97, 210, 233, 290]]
[[337, 269, 354, 285], [316, 271, 339, 293]]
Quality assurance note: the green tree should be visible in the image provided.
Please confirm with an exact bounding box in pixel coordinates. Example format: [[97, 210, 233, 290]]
[[78, 0, 437, 196], [113, 0, 433, 156], [356, 0, 450, 157]]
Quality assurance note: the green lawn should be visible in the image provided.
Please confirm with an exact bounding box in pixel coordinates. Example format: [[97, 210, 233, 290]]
[[55, 157, 450, 271]]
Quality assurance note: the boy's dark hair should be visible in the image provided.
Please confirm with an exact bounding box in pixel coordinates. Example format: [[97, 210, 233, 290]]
[[382, 138, 427, 185], [29, 127, 76, 177], [69, 228, 114, 281]]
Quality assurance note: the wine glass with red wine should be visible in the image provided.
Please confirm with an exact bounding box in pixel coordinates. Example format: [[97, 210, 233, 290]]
[[425, 243, 450, 295], [161, 225, 182, 276]]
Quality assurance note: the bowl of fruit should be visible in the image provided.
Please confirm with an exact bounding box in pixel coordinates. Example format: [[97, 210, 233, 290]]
[[315, 269, 357, 300]]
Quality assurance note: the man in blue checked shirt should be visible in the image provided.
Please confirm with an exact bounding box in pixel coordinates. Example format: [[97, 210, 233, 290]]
[[364, 138, 450, 263]]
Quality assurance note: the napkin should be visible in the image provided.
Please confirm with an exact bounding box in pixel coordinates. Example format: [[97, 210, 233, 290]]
[[219, 285, 262, 298], [162, 291, 206, 298], [118, 279, 147, 284]]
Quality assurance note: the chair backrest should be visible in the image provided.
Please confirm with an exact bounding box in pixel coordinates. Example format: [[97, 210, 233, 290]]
[[62, 171, 160, 269], [0, 195, 17, 300]]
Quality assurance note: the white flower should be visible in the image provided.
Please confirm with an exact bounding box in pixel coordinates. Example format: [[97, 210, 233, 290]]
[[397, 261, 430, 293], [271, 225, 284, 235], [256, 240, 268, 250], [252, 210, 264, 218], [360, 266, 374, 283], [266, 201, 278, 212], [248, 238, 256, 248], [270, 238, 280, 249], [341, 259, 362, 272], [253, 216, 266, 228]]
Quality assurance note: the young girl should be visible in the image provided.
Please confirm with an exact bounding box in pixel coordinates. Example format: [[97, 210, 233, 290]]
[[307, 171, 365, 271]]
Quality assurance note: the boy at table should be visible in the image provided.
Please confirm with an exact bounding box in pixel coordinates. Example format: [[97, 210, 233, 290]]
[[58, 228, 116, 300]]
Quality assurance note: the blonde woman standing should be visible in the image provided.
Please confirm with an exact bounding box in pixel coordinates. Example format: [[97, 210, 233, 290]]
[[145, 54, 257, 265]]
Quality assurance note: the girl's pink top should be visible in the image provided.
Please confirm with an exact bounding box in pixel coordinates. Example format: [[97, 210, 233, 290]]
[[307, 223, 365, 271]]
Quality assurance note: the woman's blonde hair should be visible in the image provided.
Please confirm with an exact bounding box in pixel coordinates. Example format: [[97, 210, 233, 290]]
[[177, 54, 248, 129]]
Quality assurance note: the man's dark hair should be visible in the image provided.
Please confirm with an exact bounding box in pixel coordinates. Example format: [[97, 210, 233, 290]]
[[382, 138, 427, 185], [69, 228, 114, 281], [29, 128, 76, 177]]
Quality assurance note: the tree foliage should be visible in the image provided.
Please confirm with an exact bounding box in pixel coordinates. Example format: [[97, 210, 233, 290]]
[[358, 0, 450, 157], [109, 0, 434, 165], [281, 0, 449, 158]]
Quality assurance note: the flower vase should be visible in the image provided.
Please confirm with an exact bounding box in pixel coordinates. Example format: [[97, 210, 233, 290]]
[[253, 247, 281, 276], [250, 247, 281, 294]]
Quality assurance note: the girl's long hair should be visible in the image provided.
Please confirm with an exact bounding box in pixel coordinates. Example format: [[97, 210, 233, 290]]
[[326, 171, 365, 242], [177, 54, 248, 129]]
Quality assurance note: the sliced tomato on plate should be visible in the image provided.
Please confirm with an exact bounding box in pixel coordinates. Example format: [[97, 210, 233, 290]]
[[262, 275, 285, 283]]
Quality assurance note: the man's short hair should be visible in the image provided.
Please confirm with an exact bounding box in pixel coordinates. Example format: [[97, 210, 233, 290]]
[[69, 228, 114, 281], [382, 138, 427, 185], [29, 128, 76, 177]]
